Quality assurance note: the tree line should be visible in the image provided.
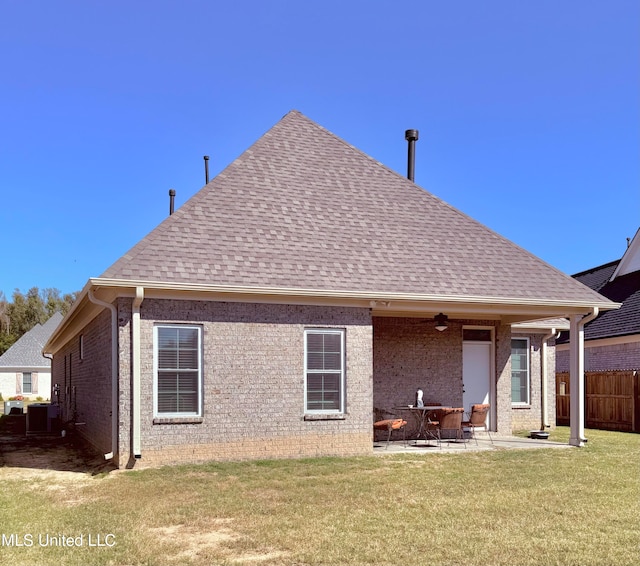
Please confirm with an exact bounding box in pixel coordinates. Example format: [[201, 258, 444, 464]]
[[0, 288, 77, 355]]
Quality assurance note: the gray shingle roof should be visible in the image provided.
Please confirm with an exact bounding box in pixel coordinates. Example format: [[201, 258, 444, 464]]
[[0, 312, 63, 368], [574, 263, 639, 340], [101, 110, 610, 305]]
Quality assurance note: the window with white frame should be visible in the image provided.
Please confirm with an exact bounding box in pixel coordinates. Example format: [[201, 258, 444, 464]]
[[511, 338, 530, 405], [154, 325, 202, 417], [22, 372, 32, 394], [304, 329, 345, 413]]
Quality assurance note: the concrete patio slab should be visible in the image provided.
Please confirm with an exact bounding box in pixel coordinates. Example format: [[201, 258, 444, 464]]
[[373, 433, 573, 454]]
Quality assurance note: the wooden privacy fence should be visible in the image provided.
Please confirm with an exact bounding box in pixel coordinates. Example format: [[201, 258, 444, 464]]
[[556, 371, 640, 432]]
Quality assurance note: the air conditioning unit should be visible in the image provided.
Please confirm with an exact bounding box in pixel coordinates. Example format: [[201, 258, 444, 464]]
[[26, 403, 60, 434], [3, 400, 24, 415]]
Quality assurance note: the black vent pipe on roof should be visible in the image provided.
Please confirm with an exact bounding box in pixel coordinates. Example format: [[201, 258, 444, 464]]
[[204, 155, 210, 184], [169, 189, 176, 216], [404, 129, 419, 182]]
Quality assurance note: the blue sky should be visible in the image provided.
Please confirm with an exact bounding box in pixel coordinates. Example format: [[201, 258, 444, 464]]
[[1, 1, 638, 298]]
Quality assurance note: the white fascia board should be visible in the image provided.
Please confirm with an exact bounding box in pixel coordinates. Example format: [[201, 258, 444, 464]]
[[89, 277, 620, 312]]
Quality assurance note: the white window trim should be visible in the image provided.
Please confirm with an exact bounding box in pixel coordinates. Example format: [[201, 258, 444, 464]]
[[22, 372, 32, 394], [153, 324, 203, 418], [511, 337, 530, 406], [304, 328, 346, 415]]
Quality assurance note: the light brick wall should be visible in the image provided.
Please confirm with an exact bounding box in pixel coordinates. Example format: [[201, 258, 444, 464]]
[[373, 318, 514, 434], [494, 323, 513, 434], [119, 299, 373, 468], [50, 308, 113, 457], [510, 333, 557, 432], [373, 317, 464, 409], [137, 432, 373, 467], [544, 338, 557, 430], [117, 298, 133, 467], [50, 296, 560, 467]]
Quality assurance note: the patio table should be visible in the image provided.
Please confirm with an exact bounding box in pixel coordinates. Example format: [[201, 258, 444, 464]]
[[393, 405, 451, 446]]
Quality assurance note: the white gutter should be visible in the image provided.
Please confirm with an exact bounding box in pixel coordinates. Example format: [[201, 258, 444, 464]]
[[87, 289, 118, 461], [540, 328, 560, 431], [569, 308, 599, 447], [132, 286, 144, 459], [89, 277, 618, 312]]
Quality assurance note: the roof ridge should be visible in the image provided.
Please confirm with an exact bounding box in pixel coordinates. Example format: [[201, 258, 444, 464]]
[[572, 258, 621, 278]]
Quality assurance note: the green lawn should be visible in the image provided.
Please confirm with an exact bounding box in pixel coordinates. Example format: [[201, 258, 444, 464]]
[[0, 427, 638, 565]]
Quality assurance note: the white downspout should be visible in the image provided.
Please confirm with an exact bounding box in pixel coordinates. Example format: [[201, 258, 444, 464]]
[[132, 286, 144, 459], [569, 308, 599, 447], [87, 289, 118, 461], [540, 328, 557, 431]]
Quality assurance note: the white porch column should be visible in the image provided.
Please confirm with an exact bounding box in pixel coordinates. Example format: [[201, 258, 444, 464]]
[[132, 286, 144, 459], [569, 314, 586, 446]]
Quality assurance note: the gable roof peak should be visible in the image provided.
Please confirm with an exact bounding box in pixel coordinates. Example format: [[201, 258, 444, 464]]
[[0, 312, 63, 368], [610, 227, 640, 280]]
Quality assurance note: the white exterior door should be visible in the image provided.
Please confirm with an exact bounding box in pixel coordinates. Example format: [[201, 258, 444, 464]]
[[463, 340, 492, 429]]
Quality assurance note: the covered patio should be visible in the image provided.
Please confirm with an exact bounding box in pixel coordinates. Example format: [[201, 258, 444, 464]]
[[370, 295, 616, 447], [372, 315, 504, 432]]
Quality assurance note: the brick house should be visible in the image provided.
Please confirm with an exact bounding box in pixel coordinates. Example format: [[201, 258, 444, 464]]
[[43, 111, 616, 468]]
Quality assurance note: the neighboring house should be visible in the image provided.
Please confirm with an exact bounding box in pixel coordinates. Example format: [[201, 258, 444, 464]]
[[43, 110, 616, 468], [556, 228, 640, 372], [0, 312, 63, 404]]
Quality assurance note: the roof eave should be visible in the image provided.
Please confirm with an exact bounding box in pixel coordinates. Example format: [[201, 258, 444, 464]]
[[88, 276, 619, 307], [44, 277, 620, 355], [43, 280, 96, 355]]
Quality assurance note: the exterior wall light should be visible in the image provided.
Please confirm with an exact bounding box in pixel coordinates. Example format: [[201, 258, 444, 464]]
[[434, 313, 449, 332]]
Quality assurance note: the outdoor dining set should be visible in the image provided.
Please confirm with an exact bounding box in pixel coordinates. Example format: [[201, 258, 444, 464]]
[[373, 401, 492, 449]]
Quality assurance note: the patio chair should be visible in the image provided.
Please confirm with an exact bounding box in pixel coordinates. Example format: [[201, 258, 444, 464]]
[[373, 409, 407, 449], [462, 404, 493, 445], [424, 409, 440, 443], [434, 407, 466, 448]]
